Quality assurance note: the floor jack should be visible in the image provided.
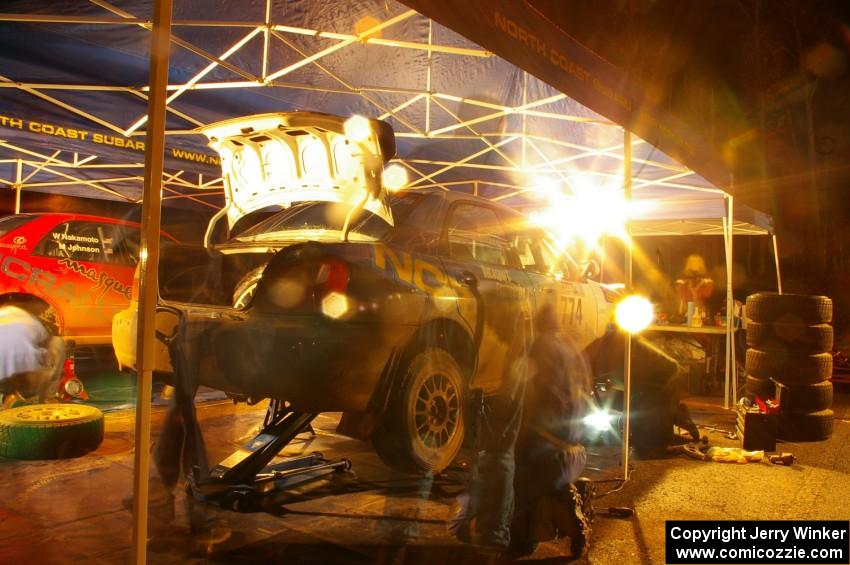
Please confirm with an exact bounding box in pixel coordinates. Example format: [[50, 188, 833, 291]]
[[186, 399, 351, 512]]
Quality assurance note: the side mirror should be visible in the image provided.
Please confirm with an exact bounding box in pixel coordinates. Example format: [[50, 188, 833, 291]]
[[581, 259, 600, 282]]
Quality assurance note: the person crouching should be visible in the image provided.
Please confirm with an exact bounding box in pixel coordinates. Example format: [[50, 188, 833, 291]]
[[0, 302, 65, 404]]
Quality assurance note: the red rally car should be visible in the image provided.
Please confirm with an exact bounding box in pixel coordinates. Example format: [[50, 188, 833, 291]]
[[0, 213, 173, 345]]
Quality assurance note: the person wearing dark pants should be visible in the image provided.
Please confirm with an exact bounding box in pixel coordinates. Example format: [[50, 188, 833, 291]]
[[448, 367, 526, 552], [510, 303, 594, 559], [147, 318, 215, 545]]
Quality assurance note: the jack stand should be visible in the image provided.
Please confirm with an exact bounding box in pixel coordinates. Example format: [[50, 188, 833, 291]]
[[187, 399, 352, 512]]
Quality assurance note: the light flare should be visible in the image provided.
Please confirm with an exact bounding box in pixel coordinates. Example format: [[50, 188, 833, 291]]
[[583, 409, 614, 431], [383, 164, 408, 191], [526, 173, 655, 252], [344, 115, 372, 142], [321, 291, 349, 319], [615, 294, 654, 334]]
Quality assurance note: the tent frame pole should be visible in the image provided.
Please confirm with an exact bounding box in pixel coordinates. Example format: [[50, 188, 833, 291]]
[[621, 128, 632, 479], [131, 1, 172, 563], [723, 192, 735, 409], [14, 158, 22, 213], [772, 235, 783, 294]]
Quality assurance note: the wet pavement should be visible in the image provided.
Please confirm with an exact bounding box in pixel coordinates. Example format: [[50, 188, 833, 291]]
[[0, 384, 848, 564]]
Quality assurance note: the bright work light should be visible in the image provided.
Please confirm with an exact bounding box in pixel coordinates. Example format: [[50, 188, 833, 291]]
[[344, 115, 372, 142], [583, 409, 614, 432], [615, 294, 653, 333]]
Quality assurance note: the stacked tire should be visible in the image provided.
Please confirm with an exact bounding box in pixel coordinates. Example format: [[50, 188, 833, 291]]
[[745, 293, 834, 442]]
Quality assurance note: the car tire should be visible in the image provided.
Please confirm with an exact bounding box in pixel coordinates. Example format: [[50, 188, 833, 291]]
[[744, 375, 775, 400], [232, 266, 266, 309], [745, 348, 832, 384], [778, 409, 834, 442], [0, 404, 104, 460], [746, 321, 833, 353], [746, 293, 832, 325], [38, 304, 62, 336], [373, 348, 465, 474], [776, 382, 833, 414], [0, 296, 61, 336]]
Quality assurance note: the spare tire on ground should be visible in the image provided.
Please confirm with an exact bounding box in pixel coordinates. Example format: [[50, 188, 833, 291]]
[[0, 404, 104, 460], [776, 381, 833, 414], [778, 409, 834, 442], [744, 375, 775, 400], [746, 321, 833, 353], [746, 293, 832, 325], [745, 348, 832, 384]]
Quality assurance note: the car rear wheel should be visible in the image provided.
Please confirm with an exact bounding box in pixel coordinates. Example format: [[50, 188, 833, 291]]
[[373, 348, 465, 474], [232, 266, 266, 309]]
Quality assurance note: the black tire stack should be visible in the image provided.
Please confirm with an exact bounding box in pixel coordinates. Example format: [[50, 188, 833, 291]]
[[744, 292, 834, 442]]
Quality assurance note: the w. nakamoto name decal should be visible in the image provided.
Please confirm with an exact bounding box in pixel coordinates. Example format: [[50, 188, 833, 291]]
[[58, 258, 131, 300]]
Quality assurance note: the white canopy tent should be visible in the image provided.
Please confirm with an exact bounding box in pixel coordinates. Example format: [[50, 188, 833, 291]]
[[631, 184, 781, 409]]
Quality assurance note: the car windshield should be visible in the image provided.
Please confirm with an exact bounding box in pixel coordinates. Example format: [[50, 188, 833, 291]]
[[0, 215, 34, 237], [235, 193, 422, 242]]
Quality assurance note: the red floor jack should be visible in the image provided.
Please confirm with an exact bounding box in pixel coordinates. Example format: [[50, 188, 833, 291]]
[[58, 348, 88, 402]]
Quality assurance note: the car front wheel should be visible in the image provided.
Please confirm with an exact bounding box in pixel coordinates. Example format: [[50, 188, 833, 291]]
[[373, 347, 465, 474]]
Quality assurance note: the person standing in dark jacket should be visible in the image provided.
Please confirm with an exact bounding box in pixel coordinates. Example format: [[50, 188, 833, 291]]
[[510, 303, 594, 558]]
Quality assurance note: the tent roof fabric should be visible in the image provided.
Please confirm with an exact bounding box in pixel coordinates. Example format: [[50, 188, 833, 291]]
[[0, 0, 771, 233], [631, 189, 774, 236]]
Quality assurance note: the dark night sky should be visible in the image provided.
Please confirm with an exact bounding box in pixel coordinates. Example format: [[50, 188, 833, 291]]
[[531, 0, 850, 332]]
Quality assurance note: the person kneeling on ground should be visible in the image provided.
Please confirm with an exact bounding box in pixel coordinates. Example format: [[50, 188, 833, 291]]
[[0, 303, 65, 404], [510, 303, 595, 559]]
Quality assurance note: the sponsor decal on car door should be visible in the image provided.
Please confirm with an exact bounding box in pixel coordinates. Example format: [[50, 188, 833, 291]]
[[31, 220, 138, 335], [440, 203, 531, 394]]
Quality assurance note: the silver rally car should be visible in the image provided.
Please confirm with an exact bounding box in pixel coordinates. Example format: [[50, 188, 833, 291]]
[[112, 111, 618, 473]]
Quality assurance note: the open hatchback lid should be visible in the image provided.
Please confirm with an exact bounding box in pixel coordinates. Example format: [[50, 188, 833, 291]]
[[200, 112, 397, 237]]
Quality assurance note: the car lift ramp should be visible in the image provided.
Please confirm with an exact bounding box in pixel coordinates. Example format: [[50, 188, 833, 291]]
[[187, 399, 351, 512]]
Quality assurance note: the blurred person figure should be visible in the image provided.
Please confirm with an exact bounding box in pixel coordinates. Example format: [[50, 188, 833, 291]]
[[675, 254, 715, 315], [0, 303, 65, 404], [150, 319, 210, 518], [509, 303, 594, 558], [448, 325, 530, 553]]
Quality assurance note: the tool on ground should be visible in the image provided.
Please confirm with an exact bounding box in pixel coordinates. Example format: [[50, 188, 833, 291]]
[[602, 506, 634, 518], [698, 424, 737, 439], [768, 452, 796, 466]]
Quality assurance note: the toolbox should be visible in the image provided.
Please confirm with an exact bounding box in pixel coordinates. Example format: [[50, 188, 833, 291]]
[[736, 407, 777, 452]]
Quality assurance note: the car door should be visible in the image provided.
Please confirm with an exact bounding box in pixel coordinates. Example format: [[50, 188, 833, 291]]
[[439, 202, 532, 394], [514, 231, 599, 351], [33, 220, 137, 338]]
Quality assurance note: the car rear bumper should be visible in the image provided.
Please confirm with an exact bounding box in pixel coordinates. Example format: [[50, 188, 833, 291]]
[[194, 310, 414, 413], [112, 302, 415, 413]]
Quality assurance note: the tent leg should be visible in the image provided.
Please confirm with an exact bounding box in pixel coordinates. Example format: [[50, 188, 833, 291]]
[[131, 1, 173, 564], [728, 196, 736, 408], [621, 128, 632, 480], [722, 195, 735, 410], [772, 235, 783, 294], [14, 159, 22, 213]]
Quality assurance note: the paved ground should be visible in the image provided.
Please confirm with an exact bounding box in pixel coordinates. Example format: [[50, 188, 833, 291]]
[[0, 384, 848, 564]]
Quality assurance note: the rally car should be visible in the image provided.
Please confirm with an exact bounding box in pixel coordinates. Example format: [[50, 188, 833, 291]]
[[0, 212, 175, 345], [112, 112, 619, 473]]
